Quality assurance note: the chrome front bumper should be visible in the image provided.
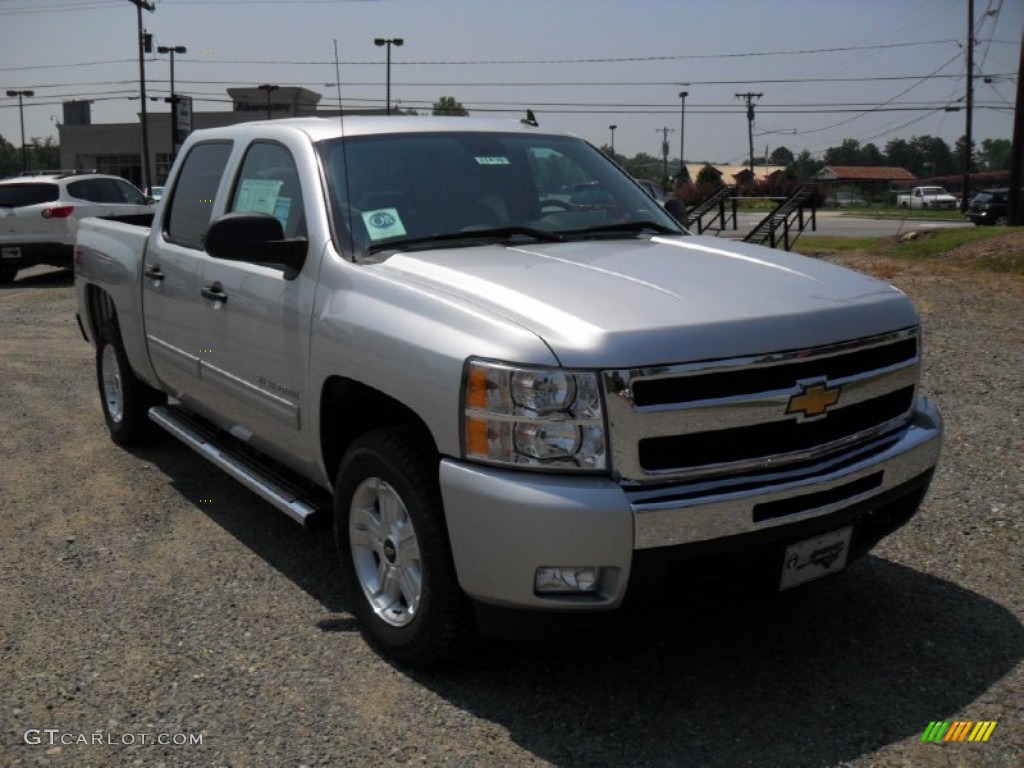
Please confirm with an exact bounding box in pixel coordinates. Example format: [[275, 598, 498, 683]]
[[440, 397, 941, 610]]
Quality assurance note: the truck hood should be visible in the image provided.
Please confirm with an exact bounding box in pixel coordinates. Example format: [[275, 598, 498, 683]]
[[377, 234, 919, 368]]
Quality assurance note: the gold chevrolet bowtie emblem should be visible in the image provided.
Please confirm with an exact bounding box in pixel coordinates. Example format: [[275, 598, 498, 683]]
[[787, 382, 842, 419]]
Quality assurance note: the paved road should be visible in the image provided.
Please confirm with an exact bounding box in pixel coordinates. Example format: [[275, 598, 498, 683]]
[[712, 211, 972, 240]]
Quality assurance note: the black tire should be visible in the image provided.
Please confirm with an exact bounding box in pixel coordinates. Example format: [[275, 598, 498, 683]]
[[0, 269, 16, 285], [334, 426, 476, 667], [96, 321, 166, 447]]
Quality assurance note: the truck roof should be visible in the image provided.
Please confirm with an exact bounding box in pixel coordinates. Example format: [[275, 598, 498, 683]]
[[183, 115, 575, 144]]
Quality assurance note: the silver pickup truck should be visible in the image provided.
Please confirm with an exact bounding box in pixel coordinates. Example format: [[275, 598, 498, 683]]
[[74, 116, 942, 666]]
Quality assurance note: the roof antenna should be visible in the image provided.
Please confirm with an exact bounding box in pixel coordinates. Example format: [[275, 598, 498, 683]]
[[521, 108, 538, 127]]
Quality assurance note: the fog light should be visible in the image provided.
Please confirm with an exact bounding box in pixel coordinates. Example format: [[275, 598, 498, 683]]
[[535, 566, 601, 595]]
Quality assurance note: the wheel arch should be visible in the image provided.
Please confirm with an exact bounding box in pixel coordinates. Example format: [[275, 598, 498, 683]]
[[319, 376, 438, 488], [84, 283, 119, 343]]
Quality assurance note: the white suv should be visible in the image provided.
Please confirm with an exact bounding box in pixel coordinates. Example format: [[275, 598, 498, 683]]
[[0, 172, 153, 283]]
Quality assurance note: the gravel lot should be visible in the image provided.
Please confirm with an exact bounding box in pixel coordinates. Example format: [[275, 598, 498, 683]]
[[1, 239, 1021, 768]]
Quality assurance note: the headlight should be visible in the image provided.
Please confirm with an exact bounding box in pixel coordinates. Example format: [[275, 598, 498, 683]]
[[462, 359, 606, 471]]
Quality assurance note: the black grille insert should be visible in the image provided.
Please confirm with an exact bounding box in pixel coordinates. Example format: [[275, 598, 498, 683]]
[[638, 387, 915, 472]]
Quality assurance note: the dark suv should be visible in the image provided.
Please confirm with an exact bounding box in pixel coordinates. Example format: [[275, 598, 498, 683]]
[[965, 188, 1010, 226]]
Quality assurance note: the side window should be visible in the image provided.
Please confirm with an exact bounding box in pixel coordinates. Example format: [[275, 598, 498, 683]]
[[164, 141, 233, 250], [113, 179, 147, 204], [229, 142, 306, 239], [66, 179, 102, 202]]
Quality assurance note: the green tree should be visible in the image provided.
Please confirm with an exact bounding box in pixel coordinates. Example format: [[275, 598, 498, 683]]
[[617, 153, 662, 180], [0, 134, 18, 178], [788, 149, 824, 180], [861, 143, 885, 166], [978, 138, 1011, 170], [768, 146, 794, 166], [824, 138, 863, 166], [696, 163, 723, 186], [432, 96, 468, 116]]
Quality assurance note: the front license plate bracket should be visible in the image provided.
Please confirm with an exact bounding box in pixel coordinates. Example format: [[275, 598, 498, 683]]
[[779, 526, 853, 590]]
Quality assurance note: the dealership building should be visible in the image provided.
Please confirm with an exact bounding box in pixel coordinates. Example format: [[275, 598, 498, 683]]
[[57, 86, 372, 189]]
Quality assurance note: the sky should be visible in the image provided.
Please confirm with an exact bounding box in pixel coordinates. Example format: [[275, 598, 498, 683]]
[[0, 0, 1020, 166]]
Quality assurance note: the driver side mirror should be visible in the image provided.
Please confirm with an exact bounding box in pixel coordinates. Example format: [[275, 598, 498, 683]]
[[204, 212, 307, 279]]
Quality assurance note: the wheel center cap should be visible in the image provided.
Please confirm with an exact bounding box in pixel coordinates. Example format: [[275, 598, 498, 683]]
[[383, 538, 397, 564]]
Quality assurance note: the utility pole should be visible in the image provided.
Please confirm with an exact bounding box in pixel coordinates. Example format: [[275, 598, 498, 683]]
[[962, 0, 975, 212], [1007, 25, 1024, 225], [678, 88, 689, 180], [127, 0, 156, 192], [735, 92, 763, 177], [657, 127, 675, 183]]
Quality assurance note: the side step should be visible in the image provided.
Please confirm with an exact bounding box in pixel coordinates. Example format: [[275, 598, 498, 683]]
[[149, 405, 332, 526]]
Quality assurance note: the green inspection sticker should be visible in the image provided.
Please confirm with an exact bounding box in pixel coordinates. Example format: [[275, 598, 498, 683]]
[[362, 208, 407, 241]]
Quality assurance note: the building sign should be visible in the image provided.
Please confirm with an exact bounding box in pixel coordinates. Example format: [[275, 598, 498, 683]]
[[175, 96, 193, 148]]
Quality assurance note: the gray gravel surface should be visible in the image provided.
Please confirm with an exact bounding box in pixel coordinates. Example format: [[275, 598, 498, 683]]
[[1, 254, 1021, 768]]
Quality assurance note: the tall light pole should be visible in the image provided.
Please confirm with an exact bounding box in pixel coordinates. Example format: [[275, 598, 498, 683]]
[[158, 45, 186, 159], [6, 90, 34, 173], [257, 83, 279, 120], [678, 89, 689, 180], [374, 37, 403, 115], [608, 124, 617, 158], [127, 0, 155, 192]]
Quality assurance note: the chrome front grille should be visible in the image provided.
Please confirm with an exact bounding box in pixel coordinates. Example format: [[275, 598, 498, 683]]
[[603, 328, 920, 484]]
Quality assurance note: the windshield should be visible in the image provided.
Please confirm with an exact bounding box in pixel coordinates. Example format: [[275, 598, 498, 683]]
[[317, 130, 682, 258]]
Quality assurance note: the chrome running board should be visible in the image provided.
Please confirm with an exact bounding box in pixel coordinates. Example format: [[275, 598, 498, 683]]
[[149, 405, 331, 525]]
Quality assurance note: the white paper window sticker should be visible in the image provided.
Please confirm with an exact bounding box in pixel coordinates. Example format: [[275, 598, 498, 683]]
[[362, 208, 407, 241], [236, 178, 283, 215], [475, 156, 510, 165]]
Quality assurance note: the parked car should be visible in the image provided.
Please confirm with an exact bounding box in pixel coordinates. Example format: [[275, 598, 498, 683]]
[[0, 172, 152, 283], [147, 186, 166, 203], [965, 188, 1011, 226]]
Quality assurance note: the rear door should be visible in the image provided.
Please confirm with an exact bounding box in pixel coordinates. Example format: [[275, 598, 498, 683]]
[[143, 141, 233, 405]]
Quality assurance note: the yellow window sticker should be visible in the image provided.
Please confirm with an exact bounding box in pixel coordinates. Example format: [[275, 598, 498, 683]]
[[362, 208, 407, 240]]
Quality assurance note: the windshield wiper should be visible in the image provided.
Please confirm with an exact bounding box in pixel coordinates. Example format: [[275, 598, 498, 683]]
[[563, 220, 682, 238], [368, 226, 564, 254]]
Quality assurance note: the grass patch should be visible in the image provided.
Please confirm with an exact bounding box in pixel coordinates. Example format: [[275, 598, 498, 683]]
[[795, 227, 1024, 275]]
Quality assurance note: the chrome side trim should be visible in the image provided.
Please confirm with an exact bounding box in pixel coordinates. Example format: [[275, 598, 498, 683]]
[[629, 397, 941, 549]]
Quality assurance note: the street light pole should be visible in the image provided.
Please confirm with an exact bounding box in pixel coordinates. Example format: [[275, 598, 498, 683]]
[[158, 45, 186, 159], [608, 124, 617, 158], [678, 89, 689, 180], [257, 83, 279, 120], [6, 90, 34, 173], [374, 37, 404, 115]]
